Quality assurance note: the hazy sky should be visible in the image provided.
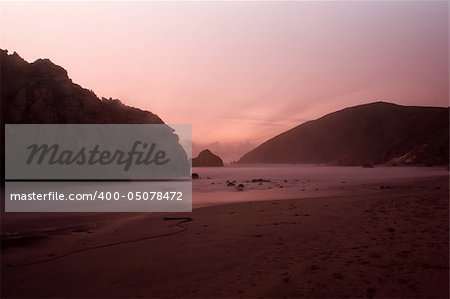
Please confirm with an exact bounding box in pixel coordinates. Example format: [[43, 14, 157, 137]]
[[1, 1, 448, 162]]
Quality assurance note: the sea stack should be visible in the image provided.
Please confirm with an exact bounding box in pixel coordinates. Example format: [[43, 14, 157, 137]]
[[192, 149, 224, 167]]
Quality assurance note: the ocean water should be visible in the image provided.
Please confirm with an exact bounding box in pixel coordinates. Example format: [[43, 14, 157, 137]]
[[2, 164, 447, 230], [192, 164, 448, 207]]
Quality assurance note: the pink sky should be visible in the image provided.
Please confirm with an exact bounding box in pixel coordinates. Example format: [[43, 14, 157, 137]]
[[1, 1, 448, 162]]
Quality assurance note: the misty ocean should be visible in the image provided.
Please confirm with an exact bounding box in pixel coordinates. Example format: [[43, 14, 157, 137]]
[[192, 164, 448, 207]]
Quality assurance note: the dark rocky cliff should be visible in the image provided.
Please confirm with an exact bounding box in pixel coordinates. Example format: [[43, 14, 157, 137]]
[[1, 49, 163, 124], [239, 102, 449, 166], [1, 49, 190, 177], [192, 149, 224, 167]]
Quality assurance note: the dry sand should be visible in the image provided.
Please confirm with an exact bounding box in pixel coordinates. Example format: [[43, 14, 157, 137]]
[[1, 175, 449, 298]]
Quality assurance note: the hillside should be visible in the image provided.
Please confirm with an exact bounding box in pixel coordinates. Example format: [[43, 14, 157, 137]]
[[1, 50, 190, 175], [1, 49, 163, 124], [239, 102, 449, 166]]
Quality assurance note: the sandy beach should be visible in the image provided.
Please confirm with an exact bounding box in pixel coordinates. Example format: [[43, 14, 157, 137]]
[[1, 169, 448, 298]]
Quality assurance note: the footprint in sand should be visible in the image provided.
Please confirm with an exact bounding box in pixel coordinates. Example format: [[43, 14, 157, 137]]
[[333, 273, 343, 280], [369, 253, 381, 258], [398, 278, 409, 285], [310, 265, 320, 271], [366, 287, 376, 298]]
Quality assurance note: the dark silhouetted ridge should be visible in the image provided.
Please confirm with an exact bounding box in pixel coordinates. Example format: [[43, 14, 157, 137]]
[[1, 49, 163, 124], [239, 102, 449, 166], [1, 50, 191, 176]]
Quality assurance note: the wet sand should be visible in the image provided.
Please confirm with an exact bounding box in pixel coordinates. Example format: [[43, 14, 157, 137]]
[[1, 175, 449, 298]]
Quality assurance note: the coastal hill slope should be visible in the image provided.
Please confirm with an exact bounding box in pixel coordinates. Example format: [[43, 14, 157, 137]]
[[239, 102, 449, 166], [1, 49, 163, 124], [1, 49, 190, 174]]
